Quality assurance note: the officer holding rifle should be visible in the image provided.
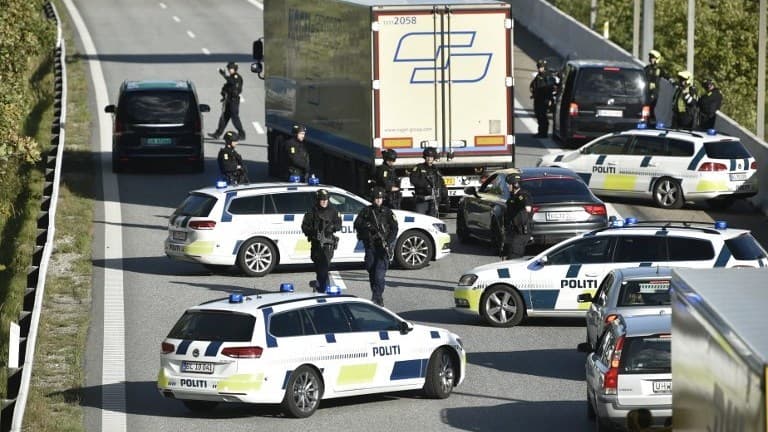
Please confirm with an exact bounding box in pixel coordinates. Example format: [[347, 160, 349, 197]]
[[409, 147, 446, 217], [354, 187, 398, 306]]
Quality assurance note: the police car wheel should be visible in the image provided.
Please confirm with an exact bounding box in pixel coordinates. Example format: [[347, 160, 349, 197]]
[[395, 230, 433, 270], [181, 400, 218, 412], [456, 210, 471, 243], [237, 237, 278, 277], [652, 177, 683, 209], [480, 285, 525, 327], [281, 365, 323, 418], [423, 348, 455, 399]]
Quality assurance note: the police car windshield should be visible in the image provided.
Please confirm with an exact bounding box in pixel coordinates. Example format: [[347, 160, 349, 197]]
[[617, 279, 671, 307], [522, 177, 593, 203], [173, 193, 217, 217], [619, 336, 671, 374], [168, 310, 255, 342], [703, 141, 751, 160], [121, 90, 195, 123]]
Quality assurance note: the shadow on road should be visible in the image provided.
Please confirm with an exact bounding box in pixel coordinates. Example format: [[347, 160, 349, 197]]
[[443, 398, 591, 432], [467, 350, 586, 382]]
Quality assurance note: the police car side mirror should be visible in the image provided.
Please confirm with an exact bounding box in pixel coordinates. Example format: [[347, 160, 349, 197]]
[[577, 342, 593, 353], [577, 293, 593, 303], [104, 104, 115, 114], [199, 104, 210, 113], [398, 321, 413, 335], [464, 186, 478, 197], [539, 256, 549, 266]]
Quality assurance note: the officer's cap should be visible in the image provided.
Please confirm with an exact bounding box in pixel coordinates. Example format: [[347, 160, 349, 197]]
[[316, 189, 330, 200], [292, 125, 307, 135], [677, 70, 692, 81], [422, 147, 438, 158], [702, 78, 715, 88], [371, 187, 386, 199], [226, 61, 238, 70], [648, 49, 661, 60], [536, 59, 547, 68], [505, 173, 522, 185], [223, 131, 239, 143], [383, 149, 397, 162]]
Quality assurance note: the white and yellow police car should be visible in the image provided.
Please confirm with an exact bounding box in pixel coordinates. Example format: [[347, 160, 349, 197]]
[[454, 218, 768, 327], [538, 126, 758, 209], [158, 285, 466, 417], [164, 180, 451, 276]]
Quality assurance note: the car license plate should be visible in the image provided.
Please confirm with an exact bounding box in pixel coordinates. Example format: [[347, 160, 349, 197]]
[[167, 243, 185, 253], [181, 361, 215, 374], [172, 231, 186, 241], [652, 380, 671, 393], [444, 177, 456, 186], [144, 137, 173, 146], [597, 109, 622, 118], [546, 211, 574, 221], [730, 172, 748, 181]]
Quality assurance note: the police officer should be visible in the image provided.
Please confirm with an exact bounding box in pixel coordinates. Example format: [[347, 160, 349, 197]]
[[371, 149, 401, 209], [644, 50, 667, 123], [409, 147, 446, 217], [530, 59, 556, 138], [217, 131, 249, 185], [672, 70, 698, 129], [354, 187, 398, 306], [208, 62, 246, 140], [301, 189, 342, 292], [285, 125, 311, 180], [503, 173, 532, 259], [697, 78, 722, 130]]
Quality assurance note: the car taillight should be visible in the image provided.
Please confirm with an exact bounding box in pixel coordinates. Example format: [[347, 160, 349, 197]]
[[189, 220, 216, 230], [531, 206, 540, 213], [603, 335, 624, 395], [751, 161, 757, 170], [698, 162, 727, 171], [569, 102, 579, 117], [584, 204, 606, 215], [641, 105, 650, 122], [604, 314, 619, 324], [161, 342, 175, 354], [221, 346, 263, 359]]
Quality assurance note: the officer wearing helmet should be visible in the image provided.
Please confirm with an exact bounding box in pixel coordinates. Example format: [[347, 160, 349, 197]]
[[672, 70, 698, 129], [409, 147, 446, 217], [644, 50, 667, 122], [503, 172, 532, 259], [217, 131, 250, 185], [697, 78, 722, 130], [371, 149, 401, 209], [529, 59, 556, 138], [354, 187, 398, 306], [301, 189, 342, 292], [285, 125, 311, 180], [209, 61, 246, 140]]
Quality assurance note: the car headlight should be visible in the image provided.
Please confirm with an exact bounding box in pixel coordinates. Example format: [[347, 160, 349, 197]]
[[433, 223, 447, 233], [458, 274, 478, 286]]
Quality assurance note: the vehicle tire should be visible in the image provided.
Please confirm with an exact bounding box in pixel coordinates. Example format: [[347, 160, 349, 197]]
[[707, 197, 735, 210], [237, 237, 278, 277], [395, 230, 433, 270], [281, 365, 323, 418], [423, 348, 455, 399], [456, 209, 471, 243], [480, 284, 525, 327], [652, 177, 684, 209], [182, 400, 218, 412], [490, 218, 504, 253]]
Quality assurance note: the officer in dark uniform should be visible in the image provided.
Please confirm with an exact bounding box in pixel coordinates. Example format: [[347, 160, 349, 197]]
[[409, 147, 446, 217], [530, 59, 556, 138], [354, 187, 398, 306], [209, 62, 246, 140], [697, 78, 722, 130], [644, 50, 667, 123], [285, 125, 311, 180], [372, 149, 401, 209], [503, 173, 532, 259], [217, 131, 249, 185], [301, 189, 342, 292], [672, 70, 698, 129]]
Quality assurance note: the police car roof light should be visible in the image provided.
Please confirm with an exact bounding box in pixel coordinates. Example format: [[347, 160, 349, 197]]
[[707, 128, 717, 135], [279, 283, 294, 293], [288, 175, 301, 183], [326, 285, 342, 296], [229, 293, 244, 303], [714, 220, 728, 230], [610, 218, 625, 228], [624, 217, 638, 225], [636, 122, 647, 129], [216, 179, 228, 189], [308, 175, 320, 185], [656, 122, 666, 129]]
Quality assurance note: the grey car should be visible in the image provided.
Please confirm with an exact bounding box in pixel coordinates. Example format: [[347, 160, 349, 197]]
[[578, 314, 672, 431], [578, 267, 672, 350]]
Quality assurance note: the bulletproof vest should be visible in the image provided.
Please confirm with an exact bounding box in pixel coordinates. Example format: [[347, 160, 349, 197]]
[[220, 147, 239, 172]]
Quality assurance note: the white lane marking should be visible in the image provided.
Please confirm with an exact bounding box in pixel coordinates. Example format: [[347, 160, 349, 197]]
[[159, 2, 167, 9], [60, 0, 126, 431], [245, 0, 264, 10], [201, 47, 211, 55], [172, 15, 180, 23], [252, 121, 265, 135], [330, 271, 348, 291], [186, 30, 195, 39]]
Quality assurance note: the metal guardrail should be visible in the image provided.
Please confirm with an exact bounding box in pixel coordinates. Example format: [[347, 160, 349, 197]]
[[0, 2, 68, 431]]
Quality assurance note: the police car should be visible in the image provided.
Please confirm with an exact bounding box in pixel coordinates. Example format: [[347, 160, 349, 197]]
[[157, 285, 466, 417], [538, 126, 758, 209], [454, 218, 768, 327], [164, 179, 451, 276]]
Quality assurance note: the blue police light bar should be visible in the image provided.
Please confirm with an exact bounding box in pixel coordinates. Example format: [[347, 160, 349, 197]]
[[707, 128, 717, 135], [229, 293, 244, 303], [714, 220, 728, 230], [636, 122, 647, 129], [279, 283, 294, 293], [656, 122, 666, 129], [624, 217, 638, 225], [326, 285, 341, 296], [610, 218, 625, 227], [215, 179, 228, 189], [288, 175, 301, 183], [307, 174, 320, 185]]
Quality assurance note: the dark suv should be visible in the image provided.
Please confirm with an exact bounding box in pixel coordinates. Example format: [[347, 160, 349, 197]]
[[553, 60, 649, 148], [105, 80, 210, 172]]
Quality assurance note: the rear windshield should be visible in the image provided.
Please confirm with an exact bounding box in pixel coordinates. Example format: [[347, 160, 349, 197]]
[[173, 193, 216, 217], [522, 177, 594, 203], [617, 279, 671, 307], [725, 234, 768, 260], [120, 90, 195, 123], [620, 336, 671, 374], [168, 310, 255, 342], [575, 68, 645, 99], [704, 140, 751, 159]]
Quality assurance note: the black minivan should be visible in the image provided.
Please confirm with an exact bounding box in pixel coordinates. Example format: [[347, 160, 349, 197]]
[[552, 60, 649, 148], [105, 80, 210, 173]]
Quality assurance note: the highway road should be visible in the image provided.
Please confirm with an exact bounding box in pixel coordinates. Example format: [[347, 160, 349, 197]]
[[61, 1, 768, 431]]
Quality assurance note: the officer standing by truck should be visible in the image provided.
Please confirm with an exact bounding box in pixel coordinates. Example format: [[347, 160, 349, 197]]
[[409, 147, 446, 217], [301, 189, 342, 292], [530, 59, 556, 138], [371, 149, 401, 209], [285, 125, 311, 180], [217, 131, 249, 185], [208, 62, 246, 140], [503, 173, 532, 259], [354, 187, 398, 306]]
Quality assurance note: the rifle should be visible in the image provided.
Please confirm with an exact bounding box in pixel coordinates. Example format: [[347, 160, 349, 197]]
[[369, 208, 393, 262]]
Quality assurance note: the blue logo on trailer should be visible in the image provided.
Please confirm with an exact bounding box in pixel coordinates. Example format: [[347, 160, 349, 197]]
[[393, 31, 492, 84]]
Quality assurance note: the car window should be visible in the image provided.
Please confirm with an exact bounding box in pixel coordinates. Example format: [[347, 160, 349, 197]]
[[617, 279, 671, 306], [270, 309, 310, 337], [704, 140, 751, 159], [725, 234, 768, 260], [584, 136, 629, 155], [120, 90, 194, 124], [479, 173, 504, 196], [628, 136, 667, 156], [613, 236, 667, 262], [575, 68, 645, 98], [271, 192, 314, 214], [329, 193, 366, 214], [595, 273, 614, 306], [522, 177, 593, 204], [620, 335, 671, 374], [228, 195, 265, 215], [547, 237, 613, 265], [173, 193, 217, 217], [666, 138, 694, 157], [667, 237, 715, 261], [305, 304, 352, 334], [167, 310, 255, 342], [344, 303, 401, 332]]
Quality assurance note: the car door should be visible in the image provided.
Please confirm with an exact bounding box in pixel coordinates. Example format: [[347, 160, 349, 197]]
[[465, 174, 505, 239], [585, 272, 615, 348], [565, 135, 631, 192], [270, 192, 315, 261], [622, 135, 669, 194], [328, 192, 367, 260]]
